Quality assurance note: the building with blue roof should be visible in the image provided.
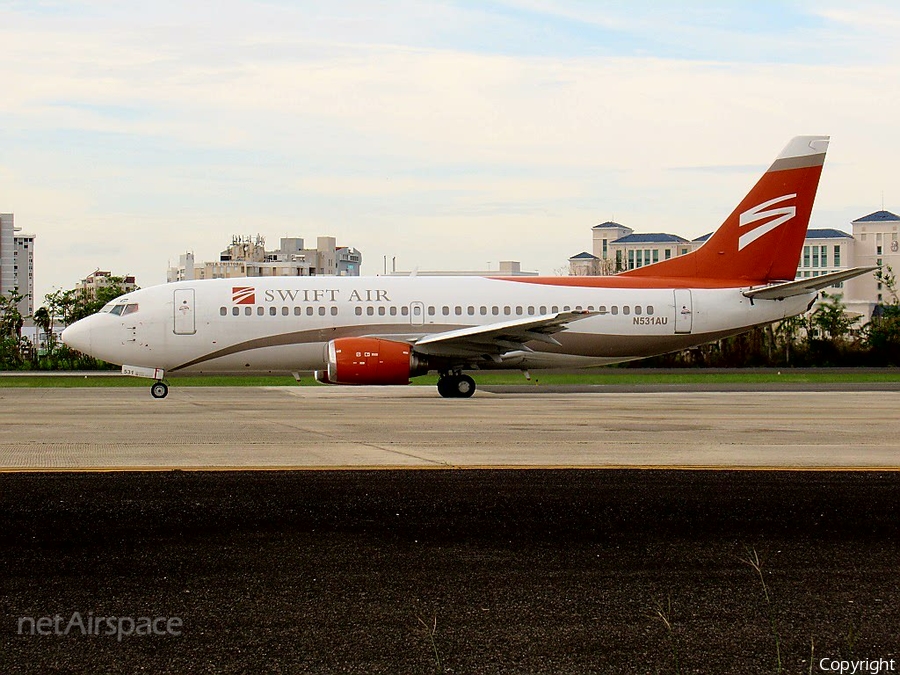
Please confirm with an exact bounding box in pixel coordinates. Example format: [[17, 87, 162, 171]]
[[569, 208, 899, 319]]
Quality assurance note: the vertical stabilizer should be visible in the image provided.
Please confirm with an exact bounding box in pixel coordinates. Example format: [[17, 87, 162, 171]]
[[622, 136, 829, 283]]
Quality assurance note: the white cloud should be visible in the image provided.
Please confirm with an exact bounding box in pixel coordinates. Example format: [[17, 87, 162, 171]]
[[1, 2, 899, 302]]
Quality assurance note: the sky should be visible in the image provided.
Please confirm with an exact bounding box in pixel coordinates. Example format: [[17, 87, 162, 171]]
[[2, 0, 900, 304]]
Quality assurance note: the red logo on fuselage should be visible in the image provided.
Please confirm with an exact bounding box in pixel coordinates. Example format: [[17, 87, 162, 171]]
[[232, 287, 256, 304]]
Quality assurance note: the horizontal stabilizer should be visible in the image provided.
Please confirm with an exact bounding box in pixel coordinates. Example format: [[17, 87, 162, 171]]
[[742, 267, 876, 301]]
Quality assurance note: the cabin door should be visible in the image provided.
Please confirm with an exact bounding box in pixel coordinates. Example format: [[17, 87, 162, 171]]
[[674, 289, 693, 334], [174, 289, 196, 335]]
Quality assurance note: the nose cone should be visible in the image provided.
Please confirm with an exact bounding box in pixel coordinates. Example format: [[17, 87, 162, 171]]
[[61, 317, 93, 355]]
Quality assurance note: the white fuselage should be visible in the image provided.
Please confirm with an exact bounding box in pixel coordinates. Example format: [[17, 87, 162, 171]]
[[61, 275, 813, 375]]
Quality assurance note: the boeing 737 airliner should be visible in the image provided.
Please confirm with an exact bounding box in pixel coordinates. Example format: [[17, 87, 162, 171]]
[[62, 136, 873, 398]]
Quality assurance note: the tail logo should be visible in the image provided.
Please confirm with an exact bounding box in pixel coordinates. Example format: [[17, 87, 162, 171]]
[[738, 194, 797, 251], [232, 286, 256, 304]]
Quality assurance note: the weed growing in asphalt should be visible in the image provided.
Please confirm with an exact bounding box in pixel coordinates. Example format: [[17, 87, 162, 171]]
[[742, 546, 782, 674], [844, 621, 859, 661], [416, 613, 443, 674], [652, 594, 680, 675]]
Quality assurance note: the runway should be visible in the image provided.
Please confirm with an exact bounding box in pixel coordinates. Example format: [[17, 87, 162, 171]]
[[2, 385, 899, 470]]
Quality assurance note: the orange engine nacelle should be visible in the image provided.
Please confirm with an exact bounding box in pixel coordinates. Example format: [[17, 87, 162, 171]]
[[323, 337, 425, 386]]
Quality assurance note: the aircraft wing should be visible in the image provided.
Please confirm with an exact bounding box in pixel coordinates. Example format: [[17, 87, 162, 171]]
[[411, 311, 594, 359], [742, 266, 877, 301]]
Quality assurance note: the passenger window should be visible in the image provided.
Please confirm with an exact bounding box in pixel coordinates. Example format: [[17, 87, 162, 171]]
[[389, 306, 397, 316], [245, 307, 252, 316], [307, 307, 314, 316], [551, 306, 559, 313], [516, 306, 523, 315], [294, 307, 301, 316], [442, 306, 450, 316], [269, 307, 277, 316], [467, 306, 475, 315], [401, 306, 409, 316], [623, 306, 630, 315], [428, 306, 435, 316], [367, 307, 374, 316], [635, 306, 642, 315], [527, 306, 535, 315], [503, 306, 511, 315], [220, 307, 227, 316], [611, 306, 619, 315], [563, 305, 571, 311], [282, 307, 289, 316], [355, 307, 362, 316], [647, 306, 654, 316], [455, 306, 462, 316], [480, 306, 487, 315], [232, 307, 240, 316], [598, 306, 607, 314], [331, 307, 338, 316], [378, 307, 385, 316], [540, 306, 547, 314], [257, 307, 264, 316], [319, 307, 326, 316], [492, 306, 499, 316]]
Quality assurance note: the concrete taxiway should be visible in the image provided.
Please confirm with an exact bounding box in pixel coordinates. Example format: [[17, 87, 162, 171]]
[[1, 386, 899, 470]]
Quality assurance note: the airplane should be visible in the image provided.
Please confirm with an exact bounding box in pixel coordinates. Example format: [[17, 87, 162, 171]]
[[61, 135, 874, 399]]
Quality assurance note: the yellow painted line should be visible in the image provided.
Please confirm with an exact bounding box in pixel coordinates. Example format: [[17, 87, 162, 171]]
[[3, 465, 900, 473]]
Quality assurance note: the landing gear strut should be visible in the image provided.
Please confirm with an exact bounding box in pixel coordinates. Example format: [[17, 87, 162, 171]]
[[150, 381, 169, 399], [437, 373, 476, 398]]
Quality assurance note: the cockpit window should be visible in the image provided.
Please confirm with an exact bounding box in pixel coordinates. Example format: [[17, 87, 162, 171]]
[[107, 302, 138, 316], [100, 303, 116, 313]]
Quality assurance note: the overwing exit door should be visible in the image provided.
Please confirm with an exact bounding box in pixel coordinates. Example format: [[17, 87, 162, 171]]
[[409, 301, 425, 327]]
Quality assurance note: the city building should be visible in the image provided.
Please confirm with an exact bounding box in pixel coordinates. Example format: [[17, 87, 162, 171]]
[[569, 209, 900, 320], [587, 221, 700, 274], [0, 213, 36, 317], [844, 210, 900, 317], [168, 235, 362, 282], [568, 252, 601, 276], [76, 270, 138, 301], [386, 260, 538, 277]]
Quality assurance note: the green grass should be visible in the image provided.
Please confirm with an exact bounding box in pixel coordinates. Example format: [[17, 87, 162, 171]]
[[1, 369, 899, 388]]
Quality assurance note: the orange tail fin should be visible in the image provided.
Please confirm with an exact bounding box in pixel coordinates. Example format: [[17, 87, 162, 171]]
[[622, 136, 829, 284]]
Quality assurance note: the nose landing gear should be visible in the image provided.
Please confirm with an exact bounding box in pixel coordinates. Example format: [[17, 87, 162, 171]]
[[150, 381, 169, 399], [436, 373, 476, 398]]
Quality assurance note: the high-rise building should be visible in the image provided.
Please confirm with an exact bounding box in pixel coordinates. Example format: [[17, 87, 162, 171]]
[[0, 213, 36, 317]]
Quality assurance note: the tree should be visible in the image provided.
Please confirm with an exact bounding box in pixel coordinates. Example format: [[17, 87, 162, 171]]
[[865, 265, 900, 364], [811, 292, 855, 343], [0, 289, 30, 369]]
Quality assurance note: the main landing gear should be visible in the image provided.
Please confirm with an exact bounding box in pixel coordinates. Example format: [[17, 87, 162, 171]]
[[150, 381, 169, 399], [437, 373, 476, 399]]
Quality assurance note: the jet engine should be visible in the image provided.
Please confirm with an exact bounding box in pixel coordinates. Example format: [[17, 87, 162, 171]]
[[316, 337, 427, 385]]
